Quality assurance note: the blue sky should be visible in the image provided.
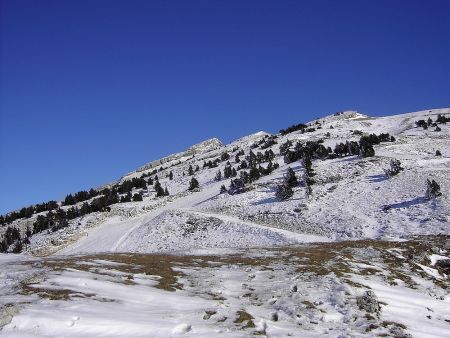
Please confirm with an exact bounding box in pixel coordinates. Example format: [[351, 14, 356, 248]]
[[1, 0, 449, 214]]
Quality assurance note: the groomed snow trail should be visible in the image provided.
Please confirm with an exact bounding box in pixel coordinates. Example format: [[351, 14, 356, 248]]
[[58, 180, 330, 255], [57, 183, 221, 255]]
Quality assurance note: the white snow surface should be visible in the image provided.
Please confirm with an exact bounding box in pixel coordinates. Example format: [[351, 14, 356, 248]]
[[1, 108, 450, 337]]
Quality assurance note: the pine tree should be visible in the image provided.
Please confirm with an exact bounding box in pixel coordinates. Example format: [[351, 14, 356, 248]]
[[224, 165, 232, 178], [164, 187, 170, 196], [302, 154, 315, 197], [360, 144, 375, 157], [154, 181, 165, 197], [221, 152, 230, 161], [384, 159, 404, 177], [228, 178, 245, 195], [426, 179, 442, 199], [220, 185, 227, 194], [188, 165, 194, 176], [215, 170, 222, 181], [188, 177, 200, 191], [276, 183, 293, 201], [249, 166, 260, 182], [169, 171, 173, 180], [285, 167, 298, 187], [132, 193, 143, 201], [0, 239, 7, 253]]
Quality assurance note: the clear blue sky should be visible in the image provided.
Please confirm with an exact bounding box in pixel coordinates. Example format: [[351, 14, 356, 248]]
[[1, 0, 449, 214]]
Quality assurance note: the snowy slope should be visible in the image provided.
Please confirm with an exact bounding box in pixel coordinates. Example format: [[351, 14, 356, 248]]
[[1, 108, 450, 338], [2, 108, 450, 256]]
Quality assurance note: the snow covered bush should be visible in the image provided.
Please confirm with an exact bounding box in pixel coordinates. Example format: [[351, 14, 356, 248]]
[[384, 159, 404, 177]]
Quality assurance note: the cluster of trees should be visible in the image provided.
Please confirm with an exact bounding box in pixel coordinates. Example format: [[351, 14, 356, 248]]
[[277, 142, 319, 199], [0, 200, 59, 226], [188, 165, 200, 176], [223, 165, 237, 179], [280, 123, 307, 135], [32, 188, 123, 236], [359, 133, 395, 157], [250, 135, 278, 150], [225, 161, 280, 195], [117, 177, 147, 194], [333, 133, 395, 158], [246, 149, 275, 167], [281, 140, 330, 163], [63, 188, 100, 206], [276, 167, 298, 200], [436, 114, 450, 124], [0, 226, 24, 253], [203, 159, 220, 169], [416, 114, 450, 130], [280, 133, 395, 165], [204, 150, 246, 171], [154, 180, 169, 197], [119, 192, 146, 202], [260, 136, 278, 149]]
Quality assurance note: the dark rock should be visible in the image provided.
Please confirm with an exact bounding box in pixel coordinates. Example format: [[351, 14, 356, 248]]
[[357, 290, 380, 313], [435, 259, 450, 275]]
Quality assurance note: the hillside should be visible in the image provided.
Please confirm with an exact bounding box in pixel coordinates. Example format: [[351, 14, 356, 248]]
[[0, 108, 449, 337], [1, 108, 449, 255]]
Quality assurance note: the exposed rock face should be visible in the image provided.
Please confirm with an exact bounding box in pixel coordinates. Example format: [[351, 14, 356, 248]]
[[136, 138, 223, 172], [186, 138, 222, 156], [121, 138, 223, 181]]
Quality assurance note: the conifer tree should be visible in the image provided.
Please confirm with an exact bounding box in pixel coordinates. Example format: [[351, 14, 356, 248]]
[[154, 181, 165, 197], [188, 177, 200, 191], [384, 159, 404, 177], [249, 166, 260, 182], [215, 170, 222, 181], [231, 167, 237, 177], [188, 165, 194, 176], [276, 183, 293, 200], [285, 167, 298, 187], [132, 193, 143, 202], [426, 179, 442, 199], [169, 171, 173, 180], [302, 154, 315, 197]]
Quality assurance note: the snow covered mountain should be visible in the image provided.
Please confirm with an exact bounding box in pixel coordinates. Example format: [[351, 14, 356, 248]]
[[1, 108, 449, 337], [2, 107, 447, 255]]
